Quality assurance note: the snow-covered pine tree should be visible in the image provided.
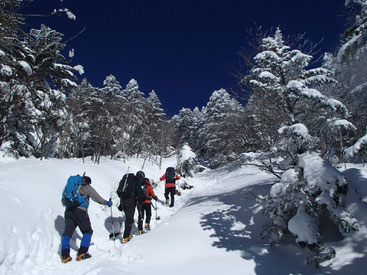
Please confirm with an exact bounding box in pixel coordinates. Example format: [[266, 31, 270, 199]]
[[262, 150, 360, 266], [247, 29, 360, 264], [0, 1, 34, 157], [171, 107, 197, 147], [121, 79, 149, 158], [322, 0, 367, 142], [171, 106, 207, 163], [247, 28, 354, 164], [201, 88, 245, 167], [0, 3, 79, 158], [60, 78, 94, 159], [100, 74, 125, 158], [24, 25, 79, 159], [146, 90, 169, 164], [86, 82, 110, 164]]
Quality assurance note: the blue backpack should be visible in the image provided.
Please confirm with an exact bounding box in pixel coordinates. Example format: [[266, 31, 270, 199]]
[[61, 175, 89, 209]]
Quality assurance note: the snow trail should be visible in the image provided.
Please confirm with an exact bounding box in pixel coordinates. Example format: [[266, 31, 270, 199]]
[[1, 158, 367, 274]]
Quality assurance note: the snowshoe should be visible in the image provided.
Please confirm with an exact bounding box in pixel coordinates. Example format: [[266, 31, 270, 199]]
[[76, 252, 92, 261], [61, 256, 72, 263]]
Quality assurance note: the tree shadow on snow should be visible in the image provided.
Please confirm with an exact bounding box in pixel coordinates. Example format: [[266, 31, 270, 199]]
[[319, 168, 367, 275], [199, 173, 367, 275], [198, 182, 319, 275]]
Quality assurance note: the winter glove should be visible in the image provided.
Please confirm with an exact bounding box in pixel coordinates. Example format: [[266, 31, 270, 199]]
[[118, 203, 123, 211], [153, 196, 158, 201], [107, 200, 113, 207]]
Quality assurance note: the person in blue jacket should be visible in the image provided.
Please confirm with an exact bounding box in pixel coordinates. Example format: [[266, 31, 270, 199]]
[[61, 176, 112, 263]]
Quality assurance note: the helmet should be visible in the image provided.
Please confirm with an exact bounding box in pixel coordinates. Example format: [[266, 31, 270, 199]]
[[136, 171, 145, 180]]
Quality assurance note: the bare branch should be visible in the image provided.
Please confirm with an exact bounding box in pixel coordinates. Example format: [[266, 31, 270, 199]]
[[63, 28, 86, 44]]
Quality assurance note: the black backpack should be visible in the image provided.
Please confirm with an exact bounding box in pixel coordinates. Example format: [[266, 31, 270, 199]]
[[141, 180, 152, 201], [166, 167, 176, 183], [117, 173, 136, 200]]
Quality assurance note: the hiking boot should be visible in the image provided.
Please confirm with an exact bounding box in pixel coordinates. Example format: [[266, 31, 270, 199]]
[[145, 223, 150, 231], [76, 252, 92, 261], [138, 230, 144, 235], [122, 237, 131, 243], [122, 234, 133, 243], [61, 256, 72, 263], [165, 199, 169, 206]]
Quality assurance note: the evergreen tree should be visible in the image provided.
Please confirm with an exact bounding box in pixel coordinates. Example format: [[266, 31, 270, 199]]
[[323, 0, 367, 142], [247, 28, 353, 163], [146, 90, 168, 164], [122, 79, 148, 158], [60, 78, 92, 159], [0, 2, 79, 158], [100, 74, 125, 158], [202, 88, 245, 167], [24, 25, 77, 158], [246, 29, 360, 264]]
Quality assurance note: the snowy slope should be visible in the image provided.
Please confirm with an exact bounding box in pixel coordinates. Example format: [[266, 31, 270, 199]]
[[1, 157, 367, 274]]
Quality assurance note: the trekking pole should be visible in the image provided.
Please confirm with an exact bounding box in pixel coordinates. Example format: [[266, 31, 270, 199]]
[[109, 196, 116, 249], [177, 179, 181, 196], [155, 200, 160, 221]]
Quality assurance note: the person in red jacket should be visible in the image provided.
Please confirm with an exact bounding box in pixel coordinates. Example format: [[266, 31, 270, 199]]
[[137, 173, 158, 234], [160, 167, 180, 207]]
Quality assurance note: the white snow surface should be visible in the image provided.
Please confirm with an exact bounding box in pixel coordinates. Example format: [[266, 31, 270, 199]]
[[1, 156, 367, 274]]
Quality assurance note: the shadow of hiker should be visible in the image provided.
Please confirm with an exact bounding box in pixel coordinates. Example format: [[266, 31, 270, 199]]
[[54, 215, 82, 256], [106, 208, 145, 238], [104, 214, 124, 239]]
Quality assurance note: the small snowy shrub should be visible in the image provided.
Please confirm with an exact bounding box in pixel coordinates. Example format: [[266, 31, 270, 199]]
[[176, 144, 199, 177], [262, 152, 359, 266]]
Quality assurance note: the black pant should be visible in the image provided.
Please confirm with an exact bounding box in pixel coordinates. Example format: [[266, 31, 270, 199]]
[[122, 198, 136, 238], [137, 203, 152, 230], [62, 208, 93, 257], [165, 187, 176, 207], [63, 208, 93, 237]]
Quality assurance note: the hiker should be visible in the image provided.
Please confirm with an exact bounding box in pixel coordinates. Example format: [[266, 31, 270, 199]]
[[61, 176, 112, 263], [116, 171, 144, 243], [137, 174, 158, 234], [160, 167, 181, 207]]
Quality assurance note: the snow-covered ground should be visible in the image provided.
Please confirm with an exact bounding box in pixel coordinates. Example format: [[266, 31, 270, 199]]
[[1, 156, 367, 275]]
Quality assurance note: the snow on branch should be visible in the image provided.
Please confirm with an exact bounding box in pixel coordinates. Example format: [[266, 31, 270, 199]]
[[327, 118, 356, 132], [345, 127, 367, 159], [53, 8, 76, 20]]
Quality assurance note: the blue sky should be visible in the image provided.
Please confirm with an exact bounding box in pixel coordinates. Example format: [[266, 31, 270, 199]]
[[26, 0, 347, 116]]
